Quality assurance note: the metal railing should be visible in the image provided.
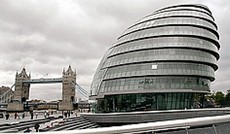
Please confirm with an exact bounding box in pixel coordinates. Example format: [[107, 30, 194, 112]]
[[14, 114, 230, 134]]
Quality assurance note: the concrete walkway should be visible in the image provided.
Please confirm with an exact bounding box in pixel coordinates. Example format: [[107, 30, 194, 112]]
[[0, 111, 76, 133]]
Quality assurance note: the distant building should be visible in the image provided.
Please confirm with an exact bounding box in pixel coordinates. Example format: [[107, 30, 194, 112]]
[[90, 4, 220, 112], [0, 86, 14, 103], [27, 99, 47, 103]]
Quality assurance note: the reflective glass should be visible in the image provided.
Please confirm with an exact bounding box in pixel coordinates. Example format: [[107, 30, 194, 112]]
[[100, 76, 210, 93], [91, 47, 115, 94], [110, 37, 218, 57], [91, 5, 219, 114], [103, 48, 217, 69], [136, 10, 213, 25], [103, 62, 215, 80], [116, 26, 218, 46], [123, 17, 216, 36], [155, 6, 211, 15], [96, 93, 203, 112]]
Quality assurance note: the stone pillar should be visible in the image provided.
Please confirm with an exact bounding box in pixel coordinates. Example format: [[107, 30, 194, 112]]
[[7, 103, 24, 112], [13, 68, 30, 103], [8, 68, 30, 112], [59, 66, 76, 110]]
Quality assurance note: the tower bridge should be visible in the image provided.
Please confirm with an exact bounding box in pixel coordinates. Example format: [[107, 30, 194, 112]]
[[3, 66, 89, 112]]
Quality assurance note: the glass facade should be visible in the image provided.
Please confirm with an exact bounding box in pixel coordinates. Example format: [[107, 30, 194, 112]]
[[100, 76, 210, 93], [90, 4, 220, 112], [96, 93, 203, 113]]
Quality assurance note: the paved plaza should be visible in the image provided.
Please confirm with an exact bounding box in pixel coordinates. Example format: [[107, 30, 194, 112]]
[[0, 111, 76, 133]]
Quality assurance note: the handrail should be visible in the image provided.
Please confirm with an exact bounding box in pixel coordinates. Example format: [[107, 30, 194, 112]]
[[15, 114, 230, 134]]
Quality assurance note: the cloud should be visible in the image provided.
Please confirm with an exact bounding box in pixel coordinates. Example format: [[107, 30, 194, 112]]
[[0, 0, 229, 100]]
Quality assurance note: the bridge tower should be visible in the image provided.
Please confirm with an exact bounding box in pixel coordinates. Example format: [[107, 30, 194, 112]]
[[14, 68, 31, 102], [59, 65, 76, 110], [8, 68, 30, 111]]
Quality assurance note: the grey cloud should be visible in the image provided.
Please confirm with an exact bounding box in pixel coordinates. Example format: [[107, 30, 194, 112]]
[[0, 0, 229, 100]]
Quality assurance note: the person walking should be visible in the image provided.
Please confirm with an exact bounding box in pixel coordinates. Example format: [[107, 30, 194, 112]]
[[30, 111, 34, 119], [14, 112, 18, 119], [44, 112, 47, 118], [17, 113, 20, 120], [34, 123, 40, 132], [5, 113, 9, 120], [22, 112, 25, 119], [64, 112, 67, 119], [36, 112, 38, 119]]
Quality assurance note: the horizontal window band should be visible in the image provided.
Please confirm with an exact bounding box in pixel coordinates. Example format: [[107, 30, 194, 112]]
[[119, 24, 219, 40], [108, 46, 219, 60], [152, 8, 214, 21], [102, 74, 215, 82], [102, 59, 218, 71], [127, 15, 217, 31], [113, 35, 220, 50], [155, 4, 212, 15]]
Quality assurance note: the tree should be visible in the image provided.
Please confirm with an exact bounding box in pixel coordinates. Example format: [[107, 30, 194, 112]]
[[203, 93, 215, 108], [214, 91, 225, 106], [225, 93, 230, 101]]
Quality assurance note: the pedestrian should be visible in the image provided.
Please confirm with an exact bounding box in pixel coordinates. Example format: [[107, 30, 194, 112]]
[[14, 112, 18, 119], [44, 112, 47, 118], [17, 113, 20, 120], [47, 111, 50, 118], [5, 113, 9, 120], [36, 112, 38, 119], [34, 123, 40, 132], [30, 111, 34, 119], [46, 110, 50, 118], [64, 112, 67, 119], [75, 111, 78, 117], [22, 112, 25, 119]]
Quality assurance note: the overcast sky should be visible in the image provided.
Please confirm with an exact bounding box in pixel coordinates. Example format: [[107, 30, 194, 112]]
[[0, 0, 229, 101]]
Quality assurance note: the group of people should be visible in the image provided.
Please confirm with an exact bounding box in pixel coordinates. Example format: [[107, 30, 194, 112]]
[[3, 112, 41, 133], [4, 112, 25, 120], [5, 110, 79, 120], [15, 112, 25, 119], [63, 111, 71, 118], [4, 111, 44, 120], [4, 110, 81, 133]]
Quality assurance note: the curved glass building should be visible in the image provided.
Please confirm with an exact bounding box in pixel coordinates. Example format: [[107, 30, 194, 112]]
[[90, 4, 220, 112]]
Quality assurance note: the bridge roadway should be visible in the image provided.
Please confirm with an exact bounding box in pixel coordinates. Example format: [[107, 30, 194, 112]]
[[0, 77, 89, 104], [23, 78, 89, 97], [23, 78, 63, 84]]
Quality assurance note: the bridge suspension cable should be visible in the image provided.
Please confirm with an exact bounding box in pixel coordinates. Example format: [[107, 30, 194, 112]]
[[0, 84, 15, 103], [10, 84, 15, 89], [77, 88, 88, 98], [75, 83, 89, 98]]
